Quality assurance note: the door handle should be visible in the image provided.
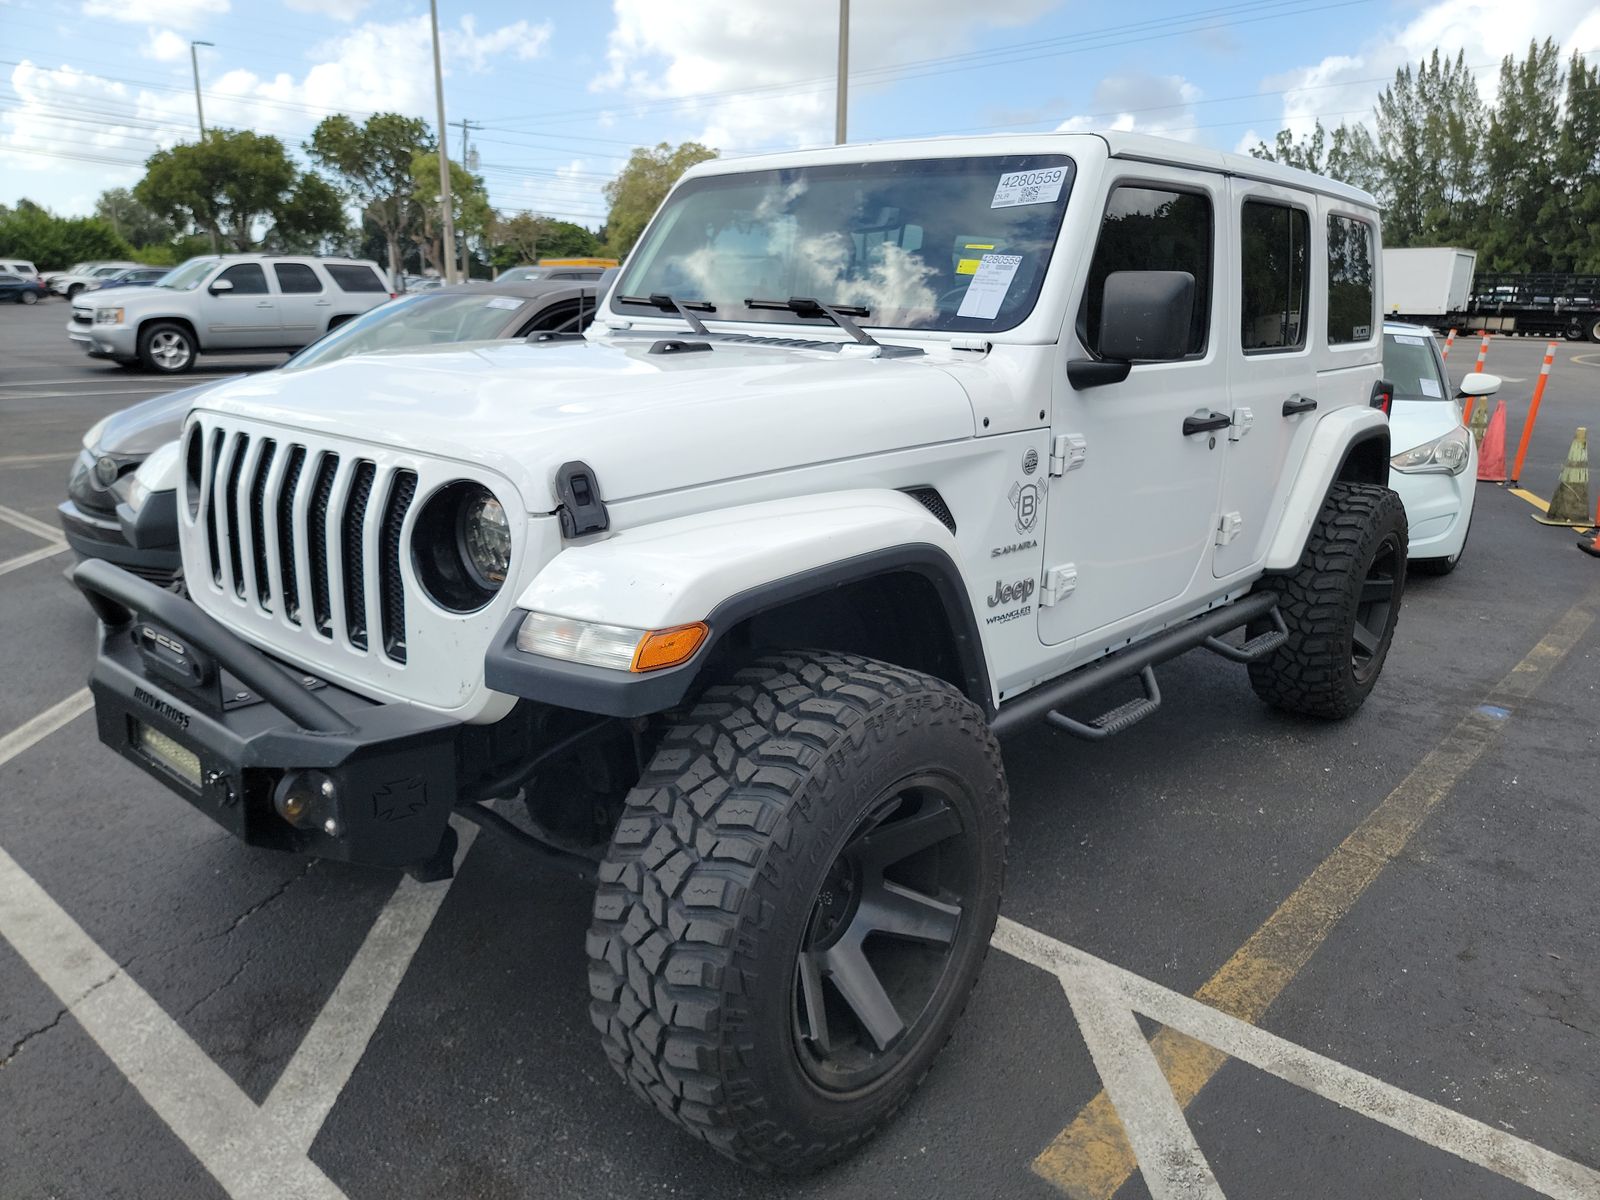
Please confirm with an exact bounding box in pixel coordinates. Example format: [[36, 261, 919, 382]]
[[314, 299, 332, 306], [255, 301, 273, 308], [1282, 395, 1318, 416], [1182, 412, 1232, 436]]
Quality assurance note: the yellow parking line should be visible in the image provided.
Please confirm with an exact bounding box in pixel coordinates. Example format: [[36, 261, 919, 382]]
[[1034, 589, 1600, 1199], [1509, 488, 1551, 514]]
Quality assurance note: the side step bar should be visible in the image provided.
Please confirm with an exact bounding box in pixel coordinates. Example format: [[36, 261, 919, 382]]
[[991, 591, 1281, 740]]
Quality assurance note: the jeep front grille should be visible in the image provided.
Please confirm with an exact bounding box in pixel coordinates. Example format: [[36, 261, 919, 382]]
[[197, 426, 418, 663]]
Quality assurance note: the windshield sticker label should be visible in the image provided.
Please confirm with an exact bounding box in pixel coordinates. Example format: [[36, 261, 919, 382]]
[[991, 168, 1066, 209], [1418, 377, 1442, 397], [958, 253, 1022, 320], [956, 258, 981, 275], [485, 296, 522, 310], [1395, 334, 1426, 345]]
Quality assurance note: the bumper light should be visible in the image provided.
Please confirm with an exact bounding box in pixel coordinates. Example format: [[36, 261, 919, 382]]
[[515, 612, 709, 672], [1392, 426, 1471, 475]]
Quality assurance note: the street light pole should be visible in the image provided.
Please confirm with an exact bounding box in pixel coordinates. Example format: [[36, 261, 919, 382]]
[[835, 0, 849, 145], [190, 40, 219, 253], [428, 0, 458, 285]]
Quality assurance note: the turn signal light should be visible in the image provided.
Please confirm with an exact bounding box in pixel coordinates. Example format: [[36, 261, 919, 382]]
[[631, 622, 709, 672]]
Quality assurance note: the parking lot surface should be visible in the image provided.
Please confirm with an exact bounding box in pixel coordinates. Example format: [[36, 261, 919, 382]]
[[2, 298, 1598, 1199]]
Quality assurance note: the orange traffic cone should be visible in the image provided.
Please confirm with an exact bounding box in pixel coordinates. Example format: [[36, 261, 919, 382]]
[[1533, 427, 1591, 527], [1477, 401, 1507, 482]]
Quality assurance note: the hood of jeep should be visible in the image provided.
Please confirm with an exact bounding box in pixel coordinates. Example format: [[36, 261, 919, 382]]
[[191, 335, 978, 510]]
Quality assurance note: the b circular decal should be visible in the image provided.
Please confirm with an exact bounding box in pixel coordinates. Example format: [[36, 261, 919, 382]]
[[1022, 448, 1039, 476]]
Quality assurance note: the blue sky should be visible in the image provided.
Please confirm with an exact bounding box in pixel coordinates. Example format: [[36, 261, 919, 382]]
[[3, 0, 1598, 225]]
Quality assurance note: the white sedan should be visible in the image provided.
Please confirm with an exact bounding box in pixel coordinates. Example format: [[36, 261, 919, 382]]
[[1382, 321, 1500, 575]]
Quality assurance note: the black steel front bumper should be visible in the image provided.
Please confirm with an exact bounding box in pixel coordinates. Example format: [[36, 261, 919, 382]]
[[74, 558, 464, 871]]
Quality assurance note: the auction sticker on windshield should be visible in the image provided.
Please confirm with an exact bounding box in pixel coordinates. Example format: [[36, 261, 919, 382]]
[[958, 253, 1023, 319], [991, 168, 1066, 208]]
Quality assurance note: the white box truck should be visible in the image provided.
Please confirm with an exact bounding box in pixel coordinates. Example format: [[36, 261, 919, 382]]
[[1383, 247, 1477, 318]]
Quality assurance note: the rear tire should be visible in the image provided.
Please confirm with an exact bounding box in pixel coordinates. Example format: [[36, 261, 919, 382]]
[[1248, 482, 1407, 718], [19, 289, 38, 305], [587, 651, 1006, 1173]]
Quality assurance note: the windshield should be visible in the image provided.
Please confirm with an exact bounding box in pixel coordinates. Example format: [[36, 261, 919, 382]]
[[282, 292, 528, 371], [613, 154, 1075, 334], [158, 257, 220, 291], [1382, 331, 1449, 401]]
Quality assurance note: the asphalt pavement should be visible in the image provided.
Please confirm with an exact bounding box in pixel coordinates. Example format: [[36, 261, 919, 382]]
[[1, 297, 1598, 1200]]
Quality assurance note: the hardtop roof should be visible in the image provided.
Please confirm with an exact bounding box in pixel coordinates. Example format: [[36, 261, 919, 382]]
[[682, 130, 1378, 209]]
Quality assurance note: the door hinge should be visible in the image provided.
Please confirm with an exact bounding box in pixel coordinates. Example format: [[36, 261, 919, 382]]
[[1229, 407, 1254, 441], [1216, 512, 1243, 545], [1049, 433, 1087, 476], [1040, 563, 1078, 606]]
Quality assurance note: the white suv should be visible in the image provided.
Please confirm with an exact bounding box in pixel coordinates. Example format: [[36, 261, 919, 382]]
[[67, 254, 393, 373], [74, 132, 1404, 1174]]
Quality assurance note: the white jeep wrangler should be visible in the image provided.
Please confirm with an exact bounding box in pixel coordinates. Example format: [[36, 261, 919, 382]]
[[76, 131, 1405, 1174]]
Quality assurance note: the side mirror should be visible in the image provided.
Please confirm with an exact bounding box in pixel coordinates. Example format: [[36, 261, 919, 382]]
[[1457, 371, 1501, 398], [1069, 270, 1195, 389], [209, 278, 234, 294]]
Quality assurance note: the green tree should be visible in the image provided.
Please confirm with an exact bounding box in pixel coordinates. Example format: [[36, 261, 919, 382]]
[[267, 174, 348, 252], [1480, 39, 1565, 270], [410, 152, 492, 277], [0, 201, 132, 268], [489, 213, 601, 268], [307, 113, 435, 285], [136, 129, 336, 251], [94, 187, 174, 247], [1372, 50, 1486, 247], [1251, 120, 1380, 193], [602, 141, 717, 257], [1553, 53, 1600, 271]]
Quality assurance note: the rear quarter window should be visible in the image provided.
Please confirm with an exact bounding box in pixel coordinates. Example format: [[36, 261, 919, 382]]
[[1327, 215, 1375, 345], [326, 264, 387, 293]]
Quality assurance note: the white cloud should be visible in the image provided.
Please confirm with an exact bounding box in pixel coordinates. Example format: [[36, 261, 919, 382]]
[[1261, 0, 1600, 139], [141, 29, 189, 62], [82, 0, 227, 27], [1055, 72, 1204, 141], [591, 0, 1058, 152], [282, 0, 368, 19]]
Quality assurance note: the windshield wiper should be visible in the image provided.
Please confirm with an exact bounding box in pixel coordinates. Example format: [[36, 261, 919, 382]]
[[615, 292, 714, 335], [744, 296, 877, 347]]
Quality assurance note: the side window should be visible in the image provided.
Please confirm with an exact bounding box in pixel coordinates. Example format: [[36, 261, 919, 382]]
[[1080, 185, 1212, 357], [216, 263, 268, 295], [326, 264, 387, 293], [274, 263, 323, 294], [1327, 215, 1375, 344], [1240, 201, 1308, 351]]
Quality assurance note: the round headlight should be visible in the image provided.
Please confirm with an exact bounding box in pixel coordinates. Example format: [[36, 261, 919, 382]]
[[94, 455, 120, 487], [460, 492, 510, 586], [412, 481, 512, 613]]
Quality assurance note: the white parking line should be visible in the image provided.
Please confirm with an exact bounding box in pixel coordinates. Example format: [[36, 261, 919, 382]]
[[0, 375, 240, 388], [264, 820, 478, 1151], [0, 541, 69, 578], [5, 387, 188, 400], [0, 451, 79, 467], [0, 691, 477, 1195], [992, 918, 1600, 1200], [0, 504, 65, 543]]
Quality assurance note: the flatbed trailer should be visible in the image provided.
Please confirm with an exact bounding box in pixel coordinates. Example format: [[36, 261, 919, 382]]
[[1392, 270, 1600, 341]]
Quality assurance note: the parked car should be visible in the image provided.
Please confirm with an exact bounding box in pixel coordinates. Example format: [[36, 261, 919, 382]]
[[85, 266, 170, 291], [496, 264, 607, 282], [71, 132, 1405, 1173], [1382, 321, 1498, 574], [65, 254, 395, 374], [51, 261, 141, 298], [0, 271, 49, 304], [60, 273, 615, 587], [0, 258, 41, 283]]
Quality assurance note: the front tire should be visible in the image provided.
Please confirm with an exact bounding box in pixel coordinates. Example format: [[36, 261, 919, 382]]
[[138, 322, 196, 374], [19, 289, 38, 305], [587, 651, 1007, 1173], [1248, 482, 1407, 718]]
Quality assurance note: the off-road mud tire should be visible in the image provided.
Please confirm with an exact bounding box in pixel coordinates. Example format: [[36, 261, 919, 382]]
[[586, 651, 1007, 1174], [1248, 482, 1407, 718]]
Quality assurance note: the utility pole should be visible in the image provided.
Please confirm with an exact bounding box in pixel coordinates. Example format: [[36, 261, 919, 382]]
[[428, 0, 457, 284], [190, 41, 219, 253], [835, 0, 849, 145], [452, 118, 480, 280]]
